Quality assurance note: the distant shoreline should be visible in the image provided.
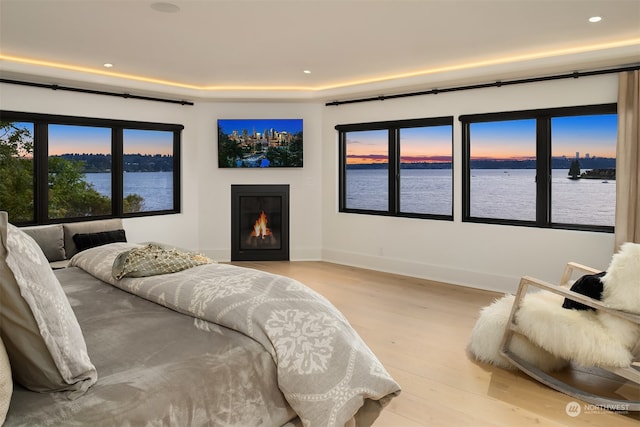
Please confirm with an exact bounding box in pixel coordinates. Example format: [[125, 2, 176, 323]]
[[347, 157, 615, 170]]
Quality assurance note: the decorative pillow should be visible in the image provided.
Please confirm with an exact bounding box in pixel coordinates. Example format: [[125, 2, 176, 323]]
[[112, 244, 213, 280], [0, 337, 11, 425], [21, 224, 66, 262], [63, 218, 123, 258], [0, 211, 97, 397], [73, 229, 127, 253], [561, 271, 605, 311]]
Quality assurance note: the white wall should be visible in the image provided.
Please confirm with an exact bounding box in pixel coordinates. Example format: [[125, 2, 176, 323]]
[[321, 74, 618, 293], [191, 101, 323, 261]]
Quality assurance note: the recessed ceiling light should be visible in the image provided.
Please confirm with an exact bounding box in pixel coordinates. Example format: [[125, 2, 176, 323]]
[[151, 2, 180, 13], [589, 16, 602, 23], [103, 63, 113, 68], [303, 70, 311, 74]]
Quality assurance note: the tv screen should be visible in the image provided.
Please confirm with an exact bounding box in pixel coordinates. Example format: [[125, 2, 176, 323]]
[[218, 119, 303, 168]]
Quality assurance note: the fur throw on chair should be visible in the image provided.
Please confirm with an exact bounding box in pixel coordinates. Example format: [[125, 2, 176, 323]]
[[468, 242, 640, 372]]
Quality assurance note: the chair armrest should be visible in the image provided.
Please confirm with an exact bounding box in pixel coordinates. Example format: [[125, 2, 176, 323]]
[[559, 261, 603, 286], [519, 276, 640, 324]]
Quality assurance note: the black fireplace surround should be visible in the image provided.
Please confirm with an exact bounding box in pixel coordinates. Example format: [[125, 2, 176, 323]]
[[231, 184, 290, 261]]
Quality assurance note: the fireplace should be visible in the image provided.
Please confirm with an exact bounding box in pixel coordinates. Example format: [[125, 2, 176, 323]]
[[231, 184, 289, 261]]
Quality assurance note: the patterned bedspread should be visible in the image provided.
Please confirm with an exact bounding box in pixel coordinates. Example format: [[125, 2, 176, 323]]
[[69, 243, 400, 427]]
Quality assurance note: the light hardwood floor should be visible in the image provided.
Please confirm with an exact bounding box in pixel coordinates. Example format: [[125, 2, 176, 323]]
[[231, 261, 640, 427]]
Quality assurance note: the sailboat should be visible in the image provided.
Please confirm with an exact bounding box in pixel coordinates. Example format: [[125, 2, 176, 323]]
[[568, 159, 581, 180]]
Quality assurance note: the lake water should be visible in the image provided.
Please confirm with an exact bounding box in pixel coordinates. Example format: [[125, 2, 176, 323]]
[[346, 168, 615, 227], [87, 169, 615, 226], [85, 171, 173, 212]]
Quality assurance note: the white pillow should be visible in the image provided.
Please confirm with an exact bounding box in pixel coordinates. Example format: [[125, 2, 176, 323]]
[[0, 336, 11, 425], [0, 212, 97, 397]]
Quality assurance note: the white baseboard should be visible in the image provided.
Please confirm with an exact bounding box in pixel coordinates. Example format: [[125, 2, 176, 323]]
[[321, 248, 518, 295]]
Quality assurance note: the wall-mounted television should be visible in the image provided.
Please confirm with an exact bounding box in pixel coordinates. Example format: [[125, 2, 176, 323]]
[[217, 119, 303, 168]]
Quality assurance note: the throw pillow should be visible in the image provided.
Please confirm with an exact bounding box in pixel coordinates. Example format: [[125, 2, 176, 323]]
[[0, 211, 97, 397], [63, 218, 123, 258], [21, 224, 66, 262], [73, 229, 127, 253], [561, 271, 605, 311], [112, 244, 213, 280]]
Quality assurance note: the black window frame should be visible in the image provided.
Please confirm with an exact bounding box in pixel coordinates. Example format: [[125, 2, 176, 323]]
[[460, 103, 616, 233], [0, 110, 183, 225], [337, 116, 454, 221]]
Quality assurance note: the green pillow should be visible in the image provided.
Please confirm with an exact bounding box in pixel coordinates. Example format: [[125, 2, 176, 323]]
[[112, 244, 213, 280]]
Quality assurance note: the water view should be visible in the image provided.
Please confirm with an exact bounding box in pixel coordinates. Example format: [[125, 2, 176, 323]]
[[85, 171, 174, 212], [346, 168, 615, 226]]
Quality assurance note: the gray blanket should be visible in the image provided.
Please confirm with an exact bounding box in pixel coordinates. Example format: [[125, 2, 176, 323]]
[[69, 243, 400, 427], [6, 267, 296, 427]]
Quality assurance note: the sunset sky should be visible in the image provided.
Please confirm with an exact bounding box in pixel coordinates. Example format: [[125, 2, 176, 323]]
[[471, 114, 617, 159], [13, 113, 617, 161], [346, 126, 453, 165], [346, 114, 617, 164], [47, 125, 173, 155]]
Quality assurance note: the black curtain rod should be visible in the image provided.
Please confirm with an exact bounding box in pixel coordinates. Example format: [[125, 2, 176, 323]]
[[0, 78, 194, 106], [325, 64, 640, 107]]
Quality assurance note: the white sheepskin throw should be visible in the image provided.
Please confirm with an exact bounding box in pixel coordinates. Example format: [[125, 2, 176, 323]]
[[468, 294, 569, 372], [601, 242, 640, 311], [515, 292, 638, 368], [469, 242, 640, 371]]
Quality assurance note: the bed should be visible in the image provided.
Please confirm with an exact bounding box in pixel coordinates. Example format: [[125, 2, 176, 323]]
[[0, 213, 400, 427]]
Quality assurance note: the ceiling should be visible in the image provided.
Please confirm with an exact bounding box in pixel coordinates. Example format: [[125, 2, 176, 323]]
[[1, 0, 639, 102]]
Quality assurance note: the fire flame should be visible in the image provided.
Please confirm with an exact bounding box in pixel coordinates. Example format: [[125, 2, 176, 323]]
[[251, 210, 271, 239]]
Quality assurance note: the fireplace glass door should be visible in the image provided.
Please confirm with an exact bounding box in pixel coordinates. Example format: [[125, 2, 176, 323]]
[[231, 185, 289, 261]]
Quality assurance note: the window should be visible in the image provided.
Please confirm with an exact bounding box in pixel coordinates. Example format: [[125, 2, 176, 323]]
[[338, 117, 453, 219], [0, 121, 34, 223], [343, 129, 389, 211], [0, 111, 182, 225], [467, 119, 537, 222], [461, 104, 616, 232], [48, 124, 113, 219], [123, 129, 175, 213]]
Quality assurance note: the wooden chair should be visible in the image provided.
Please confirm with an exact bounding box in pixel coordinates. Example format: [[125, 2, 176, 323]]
[[500, 261, 640, 411]]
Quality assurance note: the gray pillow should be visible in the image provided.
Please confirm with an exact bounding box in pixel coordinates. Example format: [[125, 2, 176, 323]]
[[0, 211, 97, 397], [21, 224, 65, 262], [63, 218, 123, 258]]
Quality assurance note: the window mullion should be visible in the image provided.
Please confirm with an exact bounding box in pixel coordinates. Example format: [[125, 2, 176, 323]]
[[172, 130, 181, 213], [34, 122, 49, 223], [112, 128, 123, 216], [461, 121, 471, 221], [536, 118, 551, 226], [338, 131, 347, 212], [389, 129, 400, 214]]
